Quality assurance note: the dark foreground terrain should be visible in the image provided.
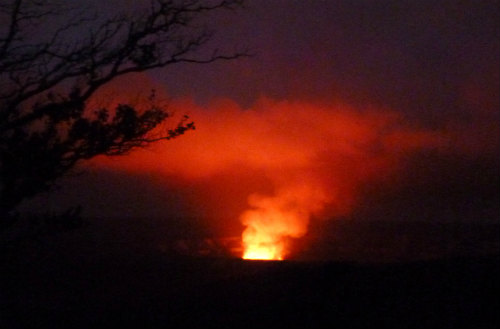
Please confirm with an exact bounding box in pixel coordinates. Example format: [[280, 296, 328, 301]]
[[1, 251, 499, 329]]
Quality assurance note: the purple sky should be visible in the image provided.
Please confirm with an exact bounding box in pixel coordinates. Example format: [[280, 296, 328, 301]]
[[153, 0, 499, 124], [20, 1, 500, 245]]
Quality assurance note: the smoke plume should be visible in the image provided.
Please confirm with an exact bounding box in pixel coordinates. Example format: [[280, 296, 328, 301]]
[[95, 94, 448, 259]]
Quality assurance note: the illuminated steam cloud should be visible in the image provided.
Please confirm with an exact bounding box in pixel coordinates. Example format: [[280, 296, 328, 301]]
[[96, 96, 446, 259]]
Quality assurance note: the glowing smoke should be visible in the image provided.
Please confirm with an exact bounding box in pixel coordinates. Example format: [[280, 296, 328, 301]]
[[95, 94, 447, 259]]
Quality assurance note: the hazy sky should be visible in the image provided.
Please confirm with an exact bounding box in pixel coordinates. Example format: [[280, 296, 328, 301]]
[[22, 0, 499, 245], [156, 0, 499, 122]]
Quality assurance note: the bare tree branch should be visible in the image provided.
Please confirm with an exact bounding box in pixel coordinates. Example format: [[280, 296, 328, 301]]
[[0, 0, 248, 225]]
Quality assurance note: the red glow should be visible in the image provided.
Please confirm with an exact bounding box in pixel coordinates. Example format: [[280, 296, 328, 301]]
[[93, 94, 447, 259]]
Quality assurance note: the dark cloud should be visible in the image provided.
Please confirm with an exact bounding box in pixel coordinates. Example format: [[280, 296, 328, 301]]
[[156, 0, 499, 124]]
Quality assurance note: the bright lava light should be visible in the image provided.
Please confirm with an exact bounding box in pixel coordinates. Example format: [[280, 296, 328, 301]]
[[242, 245, 284, 261]]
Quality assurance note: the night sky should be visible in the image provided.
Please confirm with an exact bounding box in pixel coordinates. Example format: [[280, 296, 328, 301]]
[[19, 0, 499, 258]]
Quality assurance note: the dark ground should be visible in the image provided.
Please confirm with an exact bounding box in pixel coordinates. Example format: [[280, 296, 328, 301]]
[[1, 250, 499, 329]]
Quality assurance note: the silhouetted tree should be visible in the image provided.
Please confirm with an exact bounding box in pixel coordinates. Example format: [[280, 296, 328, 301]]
[[0, 0, 247, 229]]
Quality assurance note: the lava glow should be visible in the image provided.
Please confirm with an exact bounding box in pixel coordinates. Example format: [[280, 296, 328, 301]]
[[240, 203, 288, 260], [242, 220, 285, 260], [94, 93, 449, 260], [240, 184, 329, 260], [242, 243, 283, 260]]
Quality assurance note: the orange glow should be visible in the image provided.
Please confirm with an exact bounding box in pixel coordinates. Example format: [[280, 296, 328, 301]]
[[241, 212, 286, 260], [242, 243, 283, 260], [92, 90, 449, 259], [240, 184, 329, 260]]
